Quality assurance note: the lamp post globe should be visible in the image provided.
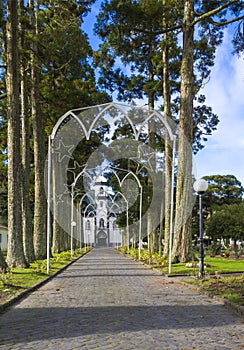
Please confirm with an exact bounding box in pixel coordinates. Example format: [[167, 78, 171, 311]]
[[193, 178, 208, 194], [193, 178, 208, 278]]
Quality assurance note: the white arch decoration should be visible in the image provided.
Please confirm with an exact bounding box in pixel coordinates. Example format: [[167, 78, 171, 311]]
[[46, 102, 177, 274]]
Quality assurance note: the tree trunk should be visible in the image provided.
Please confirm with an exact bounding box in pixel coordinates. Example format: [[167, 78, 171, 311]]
[[0, 248, 7, 272], [29, 0, 46, 259], [51, 161, 60, 253], [163, 133, 172, 258], [171, 0, 194, 263], [147, 54, 159, 256], [6, 0, 27, 268], [20, 0, 35, 263], [162, 12, 173, 258], [52, 220, 61, 254]]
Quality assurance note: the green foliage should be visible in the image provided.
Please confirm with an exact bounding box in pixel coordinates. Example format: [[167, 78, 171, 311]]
[[190, 275, 244, 306], [232, 20, 244, 55], [192, 174, 244, 241], [206, 202, 244, 242], [119, 247, 244, 276], [204, 174, 244, 209], [30, 259, 47, 275], [207, 241, 222, 256], [0, 186, 7, 225], [121, 247, 168, 267], [118, 246, 128, 255], [37, 0, 110, 131], [94, 1, 227, 152], [0, 248, 89, 302]]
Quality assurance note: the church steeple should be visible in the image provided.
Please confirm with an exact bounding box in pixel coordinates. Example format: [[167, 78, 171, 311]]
[[94, 175, 108, 246], [83, 174, 122, 247]]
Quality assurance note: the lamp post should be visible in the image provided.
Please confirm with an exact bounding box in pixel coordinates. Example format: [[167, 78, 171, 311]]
[[193, 178, 208, 278]]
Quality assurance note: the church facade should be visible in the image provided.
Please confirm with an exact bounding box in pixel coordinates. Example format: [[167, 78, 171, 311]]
[[83, 176, 122, 247]]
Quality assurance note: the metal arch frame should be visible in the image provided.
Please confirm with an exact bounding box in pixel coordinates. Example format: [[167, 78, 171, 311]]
[[83, 204, 96, 248], [87, 102, 137, 141], [51, 102, 175, 143], [51, 111, 88, 140], [47, 102, 177, 274], [83, 204, 96, 218], [101, 166, 143, 257], [136, 110, 175, 142], [70, 170, 94, 256], [78, 193, 95, 251], [107, 191, 129, 250], [106, 205, 122, 249], [120, 171, 143, 259]]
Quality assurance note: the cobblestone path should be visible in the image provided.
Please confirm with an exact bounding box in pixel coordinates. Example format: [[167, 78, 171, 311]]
[[0, 248, 243, 349]]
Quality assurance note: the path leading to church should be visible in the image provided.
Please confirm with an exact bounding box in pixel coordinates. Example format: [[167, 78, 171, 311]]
[[0, 248, 243, 349]]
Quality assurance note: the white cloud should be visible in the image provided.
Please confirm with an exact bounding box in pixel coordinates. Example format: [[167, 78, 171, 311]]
[[197, 28, 244, 185]]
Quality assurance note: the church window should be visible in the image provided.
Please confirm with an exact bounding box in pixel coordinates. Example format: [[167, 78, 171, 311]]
[[99, 187, 104, 195], [99, 218, 104, 228], [86, 220, 91, 230]]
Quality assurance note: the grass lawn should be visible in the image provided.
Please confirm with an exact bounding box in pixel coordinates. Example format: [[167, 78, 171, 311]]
[[0, 248, 90, 306], [186, 275, 244, 306], [120, 247, 244, 306], [164, 256, 244, 276]]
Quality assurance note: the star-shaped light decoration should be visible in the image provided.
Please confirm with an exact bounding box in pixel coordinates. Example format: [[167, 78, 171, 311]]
[[63, 183, 72, 196], [130, 144, 156, 174], [67, 161, 86, 183], [55, 193, 64, 206], [54, 138, 75, 163]]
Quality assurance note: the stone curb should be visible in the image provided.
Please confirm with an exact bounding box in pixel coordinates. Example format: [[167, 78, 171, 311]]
[[179, 279, 244, 319], [0, 250, 92, 315], [119, 251, 244, 319]]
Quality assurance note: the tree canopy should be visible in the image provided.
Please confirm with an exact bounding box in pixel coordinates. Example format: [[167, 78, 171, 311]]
[[0, 0, 243, 268]]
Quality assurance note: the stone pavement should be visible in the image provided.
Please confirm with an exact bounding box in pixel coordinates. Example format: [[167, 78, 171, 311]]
[[0, 248, 243, 350]]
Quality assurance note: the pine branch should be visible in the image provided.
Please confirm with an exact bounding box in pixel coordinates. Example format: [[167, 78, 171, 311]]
[[0, 93, 7, 99], [192, 0, 242, 27], [207, 16, 244, 27]]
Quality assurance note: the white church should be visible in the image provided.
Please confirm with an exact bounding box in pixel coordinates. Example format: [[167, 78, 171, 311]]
[[83, 176, 122, 247]]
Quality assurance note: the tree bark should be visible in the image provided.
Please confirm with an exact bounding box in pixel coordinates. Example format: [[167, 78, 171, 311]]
[[171, 0, 194, 263], [147, 52, 159, 256], [20, 0, 35, 263], [6, 0, 27, 268], [162, 8, 173, 258], [29, 0, 47, 259], [0, 248, 7, 272]]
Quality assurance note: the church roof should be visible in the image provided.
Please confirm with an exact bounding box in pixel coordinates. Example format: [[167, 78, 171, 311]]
[[95, 175, 107, 184]]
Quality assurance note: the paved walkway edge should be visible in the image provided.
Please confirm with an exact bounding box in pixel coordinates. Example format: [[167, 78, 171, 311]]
[[118, 250, 244, 319], [1, 249, 243, 320], [0, 250, 91, 315], [180, 280, 244, 319]]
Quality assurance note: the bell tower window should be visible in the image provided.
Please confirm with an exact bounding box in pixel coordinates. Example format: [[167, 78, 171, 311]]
[[99, 218, 104, 228], [86, 220, 91, 230]]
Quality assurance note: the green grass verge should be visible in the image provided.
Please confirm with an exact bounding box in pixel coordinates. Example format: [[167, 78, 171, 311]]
[[186, 275, 244, 306], [119, 247, 244, 276], [119, 247, 244, 306], [0, 248, 91, 304], [165, 257, 244, 276]]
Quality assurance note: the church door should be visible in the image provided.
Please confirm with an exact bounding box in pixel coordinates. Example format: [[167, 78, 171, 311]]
[[97, 230, 107, 246]]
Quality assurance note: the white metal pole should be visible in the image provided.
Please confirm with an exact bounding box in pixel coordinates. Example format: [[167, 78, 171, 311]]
[[71, 184, 74, 256], [126, 201, 129, 251], [46, 136, 52, 275], [138, 185, 142, 260], [78, 203, 82, 252], [83, 215, 87, 252], [168, 136, 176, 274]]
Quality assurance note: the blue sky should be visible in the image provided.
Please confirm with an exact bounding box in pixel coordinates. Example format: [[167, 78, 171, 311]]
[[82, 3, 244, 187], [195, 29, 244, 187]]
